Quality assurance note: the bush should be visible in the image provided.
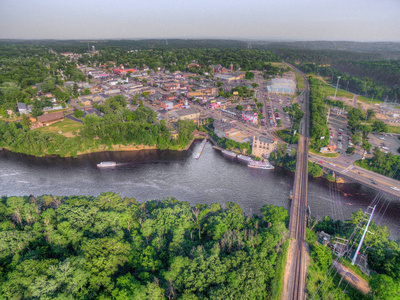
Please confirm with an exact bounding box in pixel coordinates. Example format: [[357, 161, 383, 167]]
[[346, 147, 355, 154], [306, 228, 318, 244], [276, 129, 299, 144], [308, 161, 323, 178], [73, 110, 84, 118], [326, 174, 335, 182]]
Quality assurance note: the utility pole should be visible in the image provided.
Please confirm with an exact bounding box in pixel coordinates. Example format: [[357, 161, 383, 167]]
[[334, 76, 341, 99], [351, 205, 376, 265]]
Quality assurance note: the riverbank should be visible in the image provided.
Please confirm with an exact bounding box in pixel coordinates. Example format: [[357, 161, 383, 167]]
[[0, 133, 207, 158], [73, 133, 206, 156]]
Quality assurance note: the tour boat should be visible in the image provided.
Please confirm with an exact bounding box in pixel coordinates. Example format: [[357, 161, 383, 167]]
[[97, 161, 117, 168], [248, 161, 274, 170]]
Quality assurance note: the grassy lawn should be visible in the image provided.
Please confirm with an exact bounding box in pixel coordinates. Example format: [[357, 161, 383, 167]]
[[296, 73, 305, 90], [319, 83, 354, 99], [309, 149, 340, 158], [310, 76, 354, 99], [386, 126, 400, 134], [35, 118, 83, 137], [269, 62, 283, 67], [357, 95, 384, 104]]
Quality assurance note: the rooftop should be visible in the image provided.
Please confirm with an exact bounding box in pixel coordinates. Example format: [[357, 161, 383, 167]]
[[173, 107, 200, 117]]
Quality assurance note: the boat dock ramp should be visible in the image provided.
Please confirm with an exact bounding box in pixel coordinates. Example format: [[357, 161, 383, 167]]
[[194, 139, 207, 159]]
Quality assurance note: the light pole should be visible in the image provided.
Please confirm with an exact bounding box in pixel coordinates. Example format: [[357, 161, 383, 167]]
[[334, 76, 341, 99]]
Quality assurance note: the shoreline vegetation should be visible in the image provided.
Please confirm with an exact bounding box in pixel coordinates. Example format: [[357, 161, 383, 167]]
[[0, 194, 290, 299], [0, 135, 203, 158], [0, 100, 205, 158]]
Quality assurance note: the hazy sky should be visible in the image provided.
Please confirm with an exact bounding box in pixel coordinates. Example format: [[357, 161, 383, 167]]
[[0, 0, 399, 41]]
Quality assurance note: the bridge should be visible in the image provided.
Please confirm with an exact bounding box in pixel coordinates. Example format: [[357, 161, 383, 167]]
[[284, 62, 310, 300], [308, 153, 400, 197]]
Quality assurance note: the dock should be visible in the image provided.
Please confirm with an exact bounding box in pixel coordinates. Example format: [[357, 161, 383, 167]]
[[194, 139, 207, 159]]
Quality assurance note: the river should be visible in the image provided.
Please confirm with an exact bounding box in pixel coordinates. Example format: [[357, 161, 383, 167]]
[[0, 141, 399, 240]]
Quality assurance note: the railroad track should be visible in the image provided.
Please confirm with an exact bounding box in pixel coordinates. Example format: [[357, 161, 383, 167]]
[[286, 62, 310, 300]]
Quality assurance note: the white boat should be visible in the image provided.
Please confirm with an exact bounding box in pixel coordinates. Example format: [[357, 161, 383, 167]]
[[248, 161, 274, 170], [221, 150, 237, 157], [237, 154, 253, 162], [97, 161, 117, 168]]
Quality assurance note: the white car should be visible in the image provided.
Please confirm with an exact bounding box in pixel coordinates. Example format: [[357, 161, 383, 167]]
[[380, 137, 386, 140], [390, 186, 400, 191]]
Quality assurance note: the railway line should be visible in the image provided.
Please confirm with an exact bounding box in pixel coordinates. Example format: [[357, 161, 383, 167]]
[[285, 62, 310, 300]]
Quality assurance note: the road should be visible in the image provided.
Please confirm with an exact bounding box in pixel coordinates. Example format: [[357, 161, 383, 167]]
[[309, 153, 400, 197], [65, 113, 83, 124], [285, 62, 310, 300]]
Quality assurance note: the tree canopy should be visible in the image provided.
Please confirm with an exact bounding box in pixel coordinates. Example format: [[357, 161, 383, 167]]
[[0, 194, 289, 299]]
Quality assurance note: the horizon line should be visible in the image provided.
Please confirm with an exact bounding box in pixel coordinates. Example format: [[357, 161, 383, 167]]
[[1, 37, 400, 43]]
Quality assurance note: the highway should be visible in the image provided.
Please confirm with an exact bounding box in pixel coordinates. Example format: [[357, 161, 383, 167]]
[[286, 62, 310, 300], [308, 153, 400, 197]]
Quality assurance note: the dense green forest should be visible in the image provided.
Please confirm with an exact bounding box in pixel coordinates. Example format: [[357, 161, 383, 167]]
[[0, 96, 198, 157], [333, 60, 400, 90], [307, 210, 400, 299], [0, 194, 289, 299]]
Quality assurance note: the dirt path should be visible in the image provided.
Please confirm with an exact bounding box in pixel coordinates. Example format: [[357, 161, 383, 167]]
[[281, 240, 294, 300], [333, 261, 370, 295], [352, 95, 358, 108]]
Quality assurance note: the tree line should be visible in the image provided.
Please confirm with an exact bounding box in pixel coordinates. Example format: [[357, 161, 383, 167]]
[[78, 48, 279, 75], [309, 77, 329, 151], [0, 96, 199, 157]]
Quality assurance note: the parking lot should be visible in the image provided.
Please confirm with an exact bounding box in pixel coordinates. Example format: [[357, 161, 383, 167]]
[[269, 94, 293, 129], [328, 113, 400, 157]]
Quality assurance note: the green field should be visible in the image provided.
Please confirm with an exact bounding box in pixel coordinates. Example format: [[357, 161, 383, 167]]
[[386, 125, 400, 134], [296, 73, 305, 90], [357, 95, 384, 104], [35, 118, 83, 137], [270, 62, 283, 67], [319, 83, 354, 99], [309, 149, 340, 158], [310, 76, 354, 99]]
